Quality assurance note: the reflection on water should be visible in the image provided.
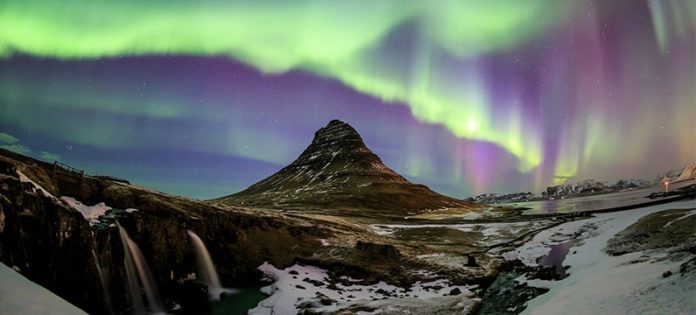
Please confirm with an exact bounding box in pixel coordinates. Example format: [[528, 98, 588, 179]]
[[503, 181, 694, 214], [536, 241, 576, 277]]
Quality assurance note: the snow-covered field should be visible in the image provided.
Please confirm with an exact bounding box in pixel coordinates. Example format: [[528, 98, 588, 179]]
[[0, 263, 87, 315], [249, 262, 479, 314], [510, 200, 696, 314]]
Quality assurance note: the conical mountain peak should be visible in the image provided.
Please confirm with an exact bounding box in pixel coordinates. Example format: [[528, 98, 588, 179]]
[[306, 120, 366, 151], [217, 120, 476, 214], [296, 120, 376, 165]]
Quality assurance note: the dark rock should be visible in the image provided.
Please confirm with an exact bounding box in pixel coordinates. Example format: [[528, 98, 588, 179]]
[[315, 292, 336, 306], [355, 241, 400, 258], [478, 267, 550, 315], [0, 161, 103, 314], [303, 277, 326, 287], [465, 255, 478, 267], [662, 270, 673, 278], [449, 288, 462, 296], [296, 284, 306, 289], [680, 257, 696, 274], [526, 266, 567, 281]]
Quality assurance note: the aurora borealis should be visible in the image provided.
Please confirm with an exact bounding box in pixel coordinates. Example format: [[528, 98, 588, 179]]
[[0, 1, 694, 198]]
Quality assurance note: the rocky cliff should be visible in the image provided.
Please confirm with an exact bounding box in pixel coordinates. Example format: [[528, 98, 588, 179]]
[[0, 159, 103, 313], [0, 150, 343, 313], [217, 120, 477, 214]]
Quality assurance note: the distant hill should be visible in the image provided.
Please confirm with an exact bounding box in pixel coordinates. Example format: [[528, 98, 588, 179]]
[[676, 162, 696, 182], [216, 120, 477, 214]]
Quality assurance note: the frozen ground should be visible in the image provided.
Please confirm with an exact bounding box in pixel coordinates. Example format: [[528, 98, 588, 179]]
[[249, 262, 479, 314], [0, 263, 87, 315], [509, 200, 696, 314]]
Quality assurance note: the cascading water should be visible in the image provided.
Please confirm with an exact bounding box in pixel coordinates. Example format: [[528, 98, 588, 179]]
[[187, 230, 226, 297], [92, 249, 115, 314], [118, 223, 164, 314]]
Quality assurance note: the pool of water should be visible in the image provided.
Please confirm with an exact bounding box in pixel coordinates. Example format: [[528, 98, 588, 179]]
[[210, 287, 267, 315], [536, 241, 576, 277]]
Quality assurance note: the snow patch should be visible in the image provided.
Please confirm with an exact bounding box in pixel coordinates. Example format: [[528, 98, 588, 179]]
[[0, 263, 87, 314], [17, 171, 56, 199], [61, 196, 112, 226], [249, 262, 476, 315]]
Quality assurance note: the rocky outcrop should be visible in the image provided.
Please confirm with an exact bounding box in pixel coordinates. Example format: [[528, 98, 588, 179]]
[[0, 159, 103, 313], [217, 120, 478, 214]]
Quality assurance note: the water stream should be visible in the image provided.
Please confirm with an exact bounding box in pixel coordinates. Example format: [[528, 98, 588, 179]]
[[187, 230, 222, 289], [117, 224, 164, 314], [92, 249, 115, 314]]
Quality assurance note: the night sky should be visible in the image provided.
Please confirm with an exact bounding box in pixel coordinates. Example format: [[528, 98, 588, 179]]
[[0, 1, 694, 199]]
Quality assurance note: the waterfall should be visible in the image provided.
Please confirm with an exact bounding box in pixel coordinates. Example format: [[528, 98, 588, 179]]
[[92, 249, 114, 314], [118, 224, 164, 314], [187, 230, 222, 289]]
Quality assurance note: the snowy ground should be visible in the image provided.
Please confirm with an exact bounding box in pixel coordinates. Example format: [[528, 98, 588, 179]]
[[0, 263, 87, 315], [249, 263, 479, 314], [61, 196, 113, 226], [508, 200, 696, 314], [17, 170, 117, 226]]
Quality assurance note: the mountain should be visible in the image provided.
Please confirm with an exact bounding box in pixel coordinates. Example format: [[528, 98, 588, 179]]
[[653, 169, 682, 184], [613, 178, 652, 190], [676, 162, 696, 182], [216, 120, 476, 214], [541, 178, 653, 199]]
